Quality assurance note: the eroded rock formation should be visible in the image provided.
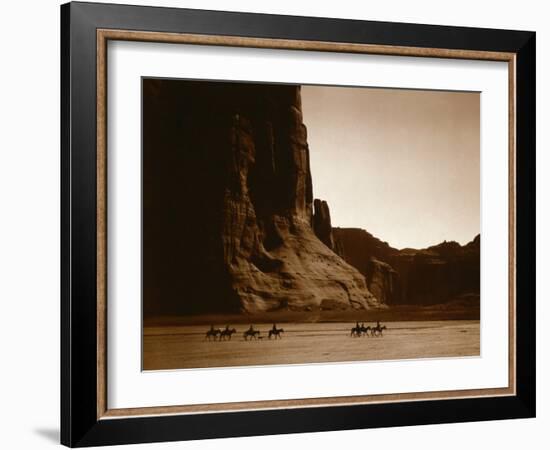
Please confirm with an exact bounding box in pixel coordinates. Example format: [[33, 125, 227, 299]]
[[313, 199, 335, 250], [333, 228, 480, 306], [391, 236, 480, 306], [143, 80, 377, 315], [366, 258, 401, 305]]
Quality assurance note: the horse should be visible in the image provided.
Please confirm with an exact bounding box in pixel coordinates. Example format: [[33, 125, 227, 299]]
[[268, 327, 284, 339], [371, 324, 387, 337], [359, 324, 371, 336], [205, 327, 222, 341], [243, 328, 261, 341], [350, 325, 362, 337], [219, 327, 237, 341]]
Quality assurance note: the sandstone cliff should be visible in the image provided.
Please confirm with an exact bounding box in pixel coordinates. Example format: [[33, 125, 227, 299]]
[[366, 258, 401, 305], [391, 236, 480, 306], [333, 228, 480, 306], [312, 199, 335, 250], [143, 80, 377, 315]]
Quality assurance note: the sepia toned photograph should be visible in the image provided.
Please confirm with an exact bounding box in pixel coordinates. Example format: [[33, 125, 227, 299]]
[[59, 5, 535, 445], [142, 79, 480, 371]]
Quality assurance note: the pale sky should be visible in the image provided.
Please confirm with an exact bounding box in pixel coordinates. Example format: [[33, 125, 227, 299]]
[[301, 85, 480, 250]]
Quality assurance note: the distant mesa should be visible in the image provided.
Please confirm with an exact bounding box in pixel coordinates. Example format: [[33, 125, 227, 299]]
[[331, 227, 480, 307]]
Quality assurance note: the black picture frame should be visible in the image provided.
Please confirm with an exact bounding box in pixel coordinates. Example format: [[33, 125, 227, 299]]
[[61, 1, 536, 447]]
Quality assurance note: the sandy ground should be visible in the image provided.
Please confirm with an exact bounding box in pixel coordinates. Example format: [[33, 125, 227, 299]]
[[143, 320, 479, 370]]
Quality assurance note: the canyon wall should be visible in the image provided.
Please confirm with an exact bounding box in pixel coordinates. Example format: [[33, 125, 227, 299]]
[[332, 227, 480, 306], [143, 80, 377, 315]]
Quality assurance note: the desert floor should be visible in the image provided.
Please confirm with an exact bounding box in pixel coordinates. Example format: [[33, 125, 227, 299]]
[[143, 320, 480, 370]]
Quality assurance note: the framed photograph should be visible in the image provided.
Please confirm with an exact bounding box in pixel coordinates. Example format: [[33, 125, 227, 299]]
[[61, 1, 536, 447]]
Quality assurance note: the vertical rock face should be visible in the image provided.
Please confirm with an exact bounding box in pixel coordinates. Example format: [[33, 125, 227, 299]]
[[333, 228, 398, 269], [143, 80, 377, 315], [313, 199, 335, 250], [391, 236, 480, 306], [333, 228, 480, 306], [366, 258, 401, 305]]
